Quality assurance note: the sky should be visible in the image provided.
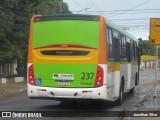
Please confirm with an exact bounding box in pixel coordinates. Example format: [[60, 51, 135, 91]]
[[63, 0, 160, 40]]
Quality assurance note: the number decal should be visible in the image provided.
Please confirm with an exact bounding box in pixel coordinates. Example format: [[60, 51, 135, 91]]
[[90, 73, 94, 79], [81, 72, 85, 80], [86, 72, 90, 79], [81, 72, 94, 80]]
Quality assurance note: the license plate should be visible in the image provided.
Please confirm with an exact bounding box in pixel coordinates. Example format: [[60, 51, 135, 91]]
[[57, 81, 70, 86], [53, 74, 74, 80]]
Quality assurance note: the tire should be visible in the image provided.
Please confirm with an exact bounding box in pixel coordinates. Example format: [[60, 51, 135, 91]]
[[135, 73, 138, 86], [129, 87, 134, 94], [116, 83, 124, 105]]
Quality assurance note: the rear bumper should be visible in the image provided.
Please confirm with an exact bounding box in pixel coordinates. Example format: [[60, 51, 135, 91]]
[[27, 83, 108, 101]]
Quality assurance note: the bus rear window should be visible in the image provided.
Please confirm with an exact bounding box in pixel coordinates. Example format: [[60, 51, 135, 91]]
[[41, 50, 90, 56], [33, 20, 100, 49]]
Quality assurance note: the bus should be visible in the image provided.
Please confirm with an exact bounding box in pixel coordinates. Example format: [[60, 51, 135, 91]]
[[27, 14, 140, 105]]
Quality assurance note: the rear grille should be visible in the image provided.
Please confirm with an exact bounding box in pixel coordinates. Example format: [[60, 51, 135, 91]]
[[41, 50, 89, 56]]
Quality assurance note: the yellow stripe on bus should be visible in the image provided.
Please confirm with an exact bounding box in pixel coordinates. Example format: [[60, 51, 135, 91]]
[[108, 63, 120, 72], [33, 48, 99, 64]]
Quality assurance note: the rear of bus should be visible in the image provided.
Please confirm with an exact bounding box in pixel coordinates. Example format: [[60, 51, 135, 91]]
[[27, 15, 107, 101]]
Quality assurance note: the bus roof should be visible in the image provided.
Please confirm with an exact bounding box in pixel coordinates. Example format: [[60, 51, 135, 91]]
[[33, 14, 100, 22], [33, 14, 137, 42], [106, 20, 138, 42]]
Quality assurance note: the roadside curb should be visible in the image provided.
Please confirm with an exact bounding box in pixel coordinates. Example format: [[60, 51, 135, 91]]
[[0, 77, 25, 84]]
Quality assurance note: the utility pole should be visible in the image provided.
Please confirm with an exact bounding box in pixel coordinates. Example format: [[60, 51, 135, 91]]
[[154, 45, 158, 111], [149, 18, 160, 111], [59, 0, 63, 14]]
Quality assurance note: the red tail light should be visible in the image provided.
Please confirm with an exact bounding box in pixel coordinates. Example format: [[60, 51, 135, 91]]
[[28, 64, 35, 86], [94, 65, 104, 88]]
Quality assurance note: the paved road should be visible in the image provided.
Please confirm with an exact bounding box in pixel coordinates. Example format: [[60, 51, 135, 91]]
[[0, 88, 139, 120], [0, 90, 138, 120], [1, 69, 159, 119]]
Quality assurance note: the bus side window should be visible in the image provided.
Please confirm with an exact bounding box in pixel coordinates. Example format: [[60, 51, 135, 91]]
[[126, 37, 131, 62], [132, 41, 137, 60], [120, 35, 126, 61], [135, 42, 138, 60], [130, 40, 133, 61], [107, 28, 113, 61], [113, 30, 120, 62], [133, 41, 135, 60], [136, 43, 139, 60]]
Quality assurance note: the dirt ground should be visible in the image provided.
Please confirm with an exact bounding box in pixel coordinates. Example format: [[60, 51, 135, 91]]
[[124, 69, 160, 120], [0, 80, 27, 97]]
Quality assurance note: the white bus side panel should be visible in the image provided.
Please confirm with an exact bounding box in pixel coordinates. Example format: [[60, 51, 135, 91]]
[[127, 64, 131, 90], [127, 63, 138, 90], [107, 72, 114, 101], [113, 71, 120, 99], [120, 64, 128, 93], [130, 64, 138, 89]]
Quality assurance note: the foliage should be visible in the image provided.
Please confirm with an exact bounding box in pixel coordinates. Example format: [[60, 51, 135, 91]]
[[138, 38, 156, 55], [0, 0, 71, 76], [0, 0, 71, 63]]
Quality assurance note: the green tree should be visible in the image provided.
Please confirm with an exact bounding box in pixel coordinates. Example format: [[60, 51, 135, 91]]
[[0, 0, 15, 63], [138, 38, 155, 55], [0, 0, 71, 76], [34, 0, 71, 15]]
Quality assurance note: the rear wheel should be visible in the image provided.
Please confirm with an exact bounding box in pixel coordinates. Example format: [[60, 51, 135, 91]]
[[135, 73, 138, 86], [116, 82, 124, 105], [129, 73, 137, 94], [129, 87, 134, 94]]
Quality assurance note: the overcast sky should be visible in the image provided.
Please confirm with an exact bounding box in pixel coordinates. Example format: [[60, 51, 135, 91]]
[[63, 0, 160, 40]]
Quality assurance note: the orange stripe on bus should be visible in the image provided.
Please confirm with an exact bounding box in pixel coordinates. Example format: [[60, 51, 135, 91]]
[[28, 15, 41, 63], [98, 16, 107, 64]]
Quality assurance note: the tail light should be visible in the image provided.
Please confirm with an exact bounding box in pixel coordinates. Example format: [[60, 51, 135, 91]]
[[94, 65, 104, 88], [28, 64, 35, 86]]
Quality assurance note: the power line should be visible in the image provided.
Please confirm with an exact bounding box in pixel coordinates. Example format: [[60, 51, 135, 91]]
[[120, 25, 148, 27], [71, 9, 160, 13], [110, 18, 150, 21], [108, 0, 152, 18], [118, 23, 149, 26], [74, 0, 89, 14], [72, 11, 160, 15], [89, 0, 102, 12], [71, 8, 160, 15], [85, 0, 96, 11], [111, 12, 160, 14], [74, 0, 84, 9], [88, 0, 105, 16]]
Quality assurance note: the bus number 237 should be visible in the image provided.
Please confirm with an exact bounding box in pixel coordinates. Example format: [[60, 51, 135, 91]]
[[81, 72, 94, 80]]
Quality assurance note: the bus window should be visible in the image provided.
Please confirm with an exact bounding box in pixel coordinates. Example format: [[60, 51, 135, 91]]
[[132, 41, 137, 60], [136, 43, 139, 60], [120, 35, 126, 61], [130, 40, 133, 61], [113, 30, 120, 62], [126, 37, 131, 62], [107, 28, 113, 61], [135, 42, 138, 60]]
